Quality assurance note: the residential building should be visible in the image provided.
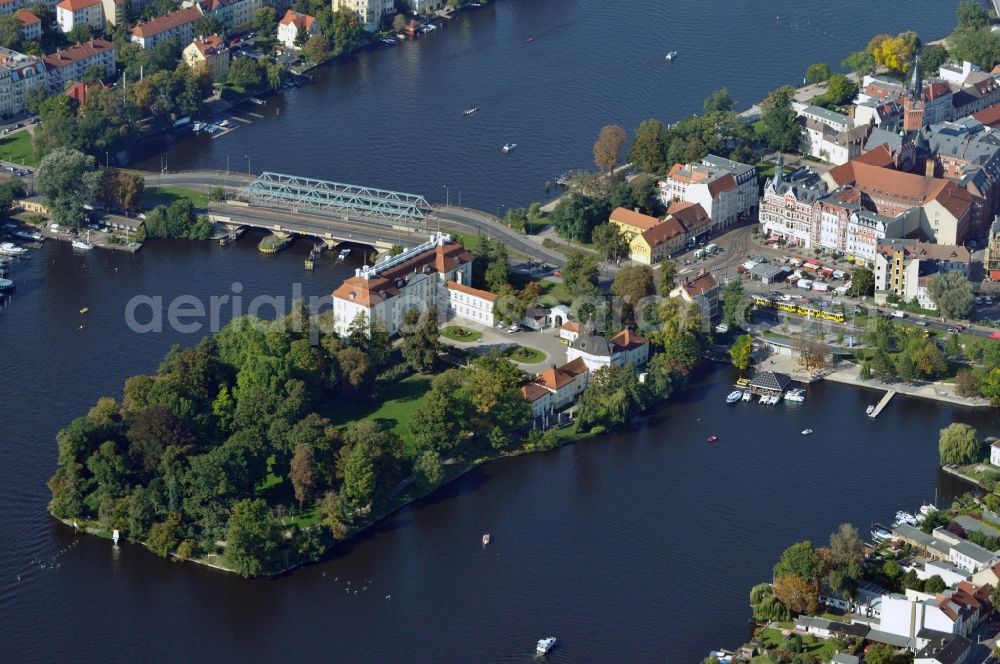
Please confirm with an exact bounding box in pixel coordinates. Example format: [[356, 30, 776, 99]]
[[183, 35, 230, 82], [660, 158, 750, 230], [909, 559, 970, 588], [914, 630, 972, 664], [921, 119, 1000, 224], [100, 0, 141, 26], [0, 0, 24, 16], [667, 201, 712, 241], [0, 47, 44, 117], [816, 186, 863, 253], [627, 215, 686, 265], [938, 61, 982, 85], [558, 320, 580, 344], [56, 0, 104, 33], [443, 280, 496, 326], [277, 9, 318, 50], [669, 269, 719, 322], [700, 154, 759, 220], [565, 321, 649, 372], [950, 71, 1000, 119], [874, 239, 972, 310], [988, 214, 1000, 281], [130, 5, 204, 50], [42, 39, 116, 92], [14, 9, 40, 41], [796, 104, 852, 133], [520, 357, 590, 421], [758, 156, 826, 247], [194, 0, 263, 35], [333, 0, 391, 32], [330, 233, 484, 337], [949, 539, 999, 574], [854, 98, 903, 132], [609, 206, 660, 239], [796, 105, 870, 165], [846, 208, 903, 265]]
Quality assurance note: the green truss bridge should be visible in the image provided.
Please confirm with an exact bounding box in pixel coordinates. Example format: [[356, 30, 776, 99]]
[[240, 172, 431, 227]]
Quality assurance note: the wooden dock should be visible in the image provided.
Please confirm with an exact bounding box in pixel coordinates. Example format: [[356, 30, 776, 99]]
[[868, 390, 896, 418]]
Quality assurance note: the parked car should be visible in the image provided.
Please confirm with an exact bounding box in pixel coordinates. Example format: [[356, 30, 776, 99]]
[[507, 325, 519, 333], [948, 326, 959, 333], [915, 320, 927, 326]]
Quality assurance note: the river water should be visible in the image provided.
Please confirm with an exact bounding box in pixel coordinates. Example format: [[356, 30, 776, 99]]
[[3, 1, 989, 661], [137, 0, 958, 210]]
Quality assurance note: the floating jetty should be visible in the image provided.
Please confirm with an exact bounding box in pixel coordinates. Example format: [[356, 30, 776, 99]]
[[868, 390, 896, 418]]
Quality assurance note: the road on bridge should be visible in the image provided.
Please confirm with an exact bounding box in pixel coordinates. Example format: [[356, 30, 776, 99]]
[[143, 170, 568, 267]]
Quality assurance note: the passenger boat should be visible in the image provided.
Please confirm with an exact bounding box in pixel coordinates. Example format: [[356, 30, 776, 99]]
[[726, 390, 743, 404], [784, 388, 805, 402], [536, 637, 556, 655], [919, 503, 938, 517], [0, 242, 27, 256], [338, 248, 351, 260], [0, 277, 13, 292], [706, 435, 718, 443], [801, 429, 813, 435], [866, 404, 876, 415], [463, 106, 480, 116], [870, 523, 892, 542], [893, 511, 917, 527], [664, 51, 678, 62], [482, 533, 490, 545], [502, 143, 517, 153]]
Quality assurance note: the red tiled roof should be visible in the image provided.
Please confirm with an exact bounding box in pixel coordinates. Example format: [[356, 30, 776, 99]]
[[667, 201, 711, 233], [131, 6, 203, 39], [279, 9, 316, 32], [678, 270, 718, 298], [57, 0, 100, 10], [610, 329, 647, 351], [706, 173, 738, 197], [521, 382, 549, 402], [560, 321, 580, 333], [14, 9, 40, 25], [190, 35, 224, 56], [560, 357, 589, 376], [639, 216, 686, 248], [445, 280, 497, 303], [42, 39, 114, 68], [974, 103, 1000, 128], [331, 275, 399, 307], [610, 207, 660, 232]]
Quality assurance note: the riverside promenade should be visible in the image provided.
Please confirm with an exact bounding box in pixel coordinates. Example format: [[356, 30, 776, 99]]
[[824, 361, 991, 408]]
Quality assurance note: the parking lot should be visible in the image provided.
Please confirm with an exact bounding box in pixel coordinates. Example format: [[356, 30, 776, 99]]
[[438, 318, 571, 370]]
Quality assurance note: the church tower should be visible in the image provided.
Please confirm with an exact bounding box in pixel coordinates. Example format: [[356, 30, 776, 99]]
[[902, 55, 925, 133]]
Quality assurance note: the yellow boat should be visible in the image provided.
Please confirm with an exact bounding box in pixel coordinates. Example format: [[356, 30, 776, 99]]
[[79, 307, 89, 314]]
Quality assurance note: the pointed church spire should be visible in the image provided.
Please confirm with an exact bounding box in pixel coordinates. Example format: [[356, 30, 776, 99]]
[[909, 53, 922, 99]]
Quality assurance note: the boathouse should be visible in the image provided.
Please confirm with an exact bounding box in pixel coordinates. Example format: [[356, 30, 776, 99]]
[[747, 370, 790, 397]]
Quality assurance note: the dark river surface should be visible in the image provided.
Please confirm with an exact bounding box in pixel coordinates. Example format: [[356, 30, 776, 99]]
[[4, 1, 992, 661], [138, 0, 959, 210]]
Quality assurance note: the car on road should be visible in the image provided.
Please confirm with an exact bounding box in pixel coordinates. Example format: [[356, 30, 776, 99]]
[[495, 322, 504, 329], [553, 270, 562, 277], [507, 325, 519, 333], [948, 326, 959, 333], [954, 324, 966, 332], [991, 331, 1000, 340], [915, 320, 927, 326]]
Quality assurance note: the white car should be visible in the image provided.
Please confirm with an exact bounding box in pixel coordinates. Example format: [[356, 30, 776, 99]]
[[507, 325, 519, 333], [915, 320, 927, 326]]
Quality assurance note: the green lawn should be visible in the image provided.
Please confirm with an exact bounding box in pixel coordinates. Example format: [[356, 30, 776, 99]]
[[539, 278, 571, 306], [0, 130, 37, 167], [325, 373, 431, 455], [144, 186, 210, 209], [757, 627, 839, 660], [504, 345, 546, 364], [441, 325, 482, 343]]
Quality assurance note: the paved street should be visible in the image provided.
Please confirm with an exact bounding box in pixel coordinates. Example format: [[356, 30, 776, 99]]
[[438, 318, 569, 371]]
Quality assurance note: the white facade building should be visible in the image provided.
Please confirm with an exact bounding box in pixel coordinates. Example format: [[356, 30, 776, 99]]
[[333, 0, 392, 32], [42, 39, 116, 92], [56, 0, 105, 33], [565, 325, 649, 372], [660, 158, 752, 231]]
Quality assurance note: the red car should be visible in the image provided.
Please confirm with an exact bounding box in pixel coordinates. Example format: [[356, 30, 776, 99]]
[[991, 331, 1000, 340], [954, 324, 966, 332]]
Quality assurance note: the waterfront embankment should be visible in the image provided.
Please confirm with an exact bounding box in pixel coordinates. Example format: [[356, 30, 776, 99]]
[[824, 361, 991, 408]]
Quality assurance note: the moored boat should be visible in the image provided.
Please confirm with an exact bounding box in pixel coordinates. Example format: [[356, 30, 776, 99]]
[[71, 231, 94, 251], [665, 51, 678, 62], [13, 230, 41, 242], [482, 533, 490, 545], [726, 390, 743, 404], [0, 242, 27, 256], [502, 143, 517, 153], [870, 523, 892, 541], [801, 429, 813, 435], [866, 404, 876, 415], [784, 388, 805, 402]]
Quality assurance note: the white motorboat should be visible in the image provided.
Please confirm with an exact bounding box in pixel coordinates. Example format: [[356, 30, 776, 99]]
[[894, 511, 917, 527], [13, 230, 41, 241], [463, 106, 480, 116], [502, 143, 517, 153], [919, 503, 938, 517], [665, 51, 678, 62], [0, 241, 26, 256], [338, 248, 351, 260], [784, 388, 805, 402], [871, 524, 892, 541], [801, 429, 813, 435], [741, 391, 752, 402], [866, 404, 876, 415], [536, 637, 557, 655], [71, 231, 94, 251], [726, 390, 743, 404]]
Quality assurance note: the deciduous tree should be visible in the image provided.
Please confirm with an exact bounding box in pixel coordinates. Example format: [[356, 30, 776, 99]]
[[804, 63, 831, 83], [939, 422, 978, 465], [593, 124, 628, 173], [729, 334, 752, 373], [929, 270, 974, 320], [628, 119, 669, 173], [289, 442, 317, 508], [223, 498, 275, 577], [772, 573, 819, 615]]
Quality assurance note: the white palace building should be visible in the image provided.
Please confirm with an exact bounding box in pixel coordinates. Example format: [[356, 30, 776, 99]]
[[331, 233, 498, 336]]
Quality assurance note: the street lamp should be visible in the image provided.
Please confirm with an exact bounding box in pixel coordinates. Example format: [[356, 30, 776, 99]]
[[244, 154, 250, 177], [496, 203, 504, 219], [442, 184, 449, 207]]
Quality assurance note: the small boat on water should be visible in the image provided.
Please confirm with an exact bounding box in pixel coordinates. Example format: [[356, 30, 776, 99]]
[[741, 390, 752, 402], [870, 523, 892, 541], [0, 242, 27, 256], [665, 51, 678, 62], [706, 435, 718, 443], [71, 231, 94, 251], [482, 533, 490, 545], [79, 307, 88, 314], [13, 230, 41, 241], [502, 143, 517, 153], [919, 502, 938, 517], [726, 390, 743, 404], [463, 106, 480, 116], [338, 248, 351, 260], [536, 637, 556, 655], [784, 388, 805, 402], [866, 404, 876, 415], [801, 429, 813, 435], [894, 511, 917, 527], [526, 36, 535, 43]]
